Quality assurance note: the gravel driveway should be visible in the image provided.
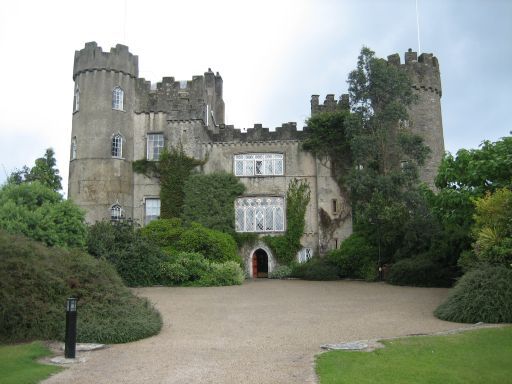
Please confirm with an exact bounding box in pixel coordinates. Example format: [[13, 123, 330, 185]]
[[43, 280, 461, 383]]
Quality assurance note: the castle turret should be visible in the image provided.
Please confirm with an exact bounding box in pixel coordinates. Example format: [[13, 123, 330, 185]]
[[388, 49, 445, 187], [69, 42, 138, 223]]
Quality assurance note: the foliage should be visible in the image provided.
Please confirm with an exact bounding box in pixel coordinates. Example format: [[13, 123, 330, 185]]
[[0, 182, 86, 248], [182, 172, 245, 233], [87, 221, 166, 286], [159, 252, 244, 286], [327, 233, 378, 281], [268, 265, 293, 279], [0, 230, 162, 344], [0, 342, 62, 384], [303, 110, 352, 181], [139, 218, 184, 248], [316, 327, 512, 384], [176, 223, 240, 264], [264, 179, 311, 265], [132, 145, 204, 219], [435, 135, 512, 193], [291, 258, 339, 281], [8, 148, 62, 192], [471, 188, 512, 266], [435, 265, 512, 323], [387, 255, 454, 287]]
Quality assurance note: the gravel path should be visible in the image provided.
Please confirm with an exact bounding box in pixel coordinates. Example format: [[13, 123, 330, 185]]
[[43, 280, 461, 384]]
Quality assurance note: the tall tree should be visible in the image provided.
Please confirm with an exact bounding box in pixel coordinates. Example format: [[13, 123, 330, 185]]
[[8, 148, 62, 192]]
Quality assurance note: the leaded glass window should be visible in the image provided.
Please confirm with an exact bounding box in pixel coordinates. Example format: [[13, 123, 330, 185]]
[[233, 154, 284, 176], [145, 198, 160, 225], [147, 133, 164, 160], [235, 197, 285, 232], [297, 248, 313, 263], [112, 86, 124, 110], [111, 134, 123, 158]]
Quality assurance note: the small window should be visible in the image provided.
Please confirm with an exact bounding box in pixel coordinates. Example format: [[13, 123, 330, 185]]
[[110, 204, 122, 221], [71, 136, 77, 160], [297, 248, 313, 263], [147, 133, 164, 160], [332, 199, 340, 215], [112, 134, 123, 158], [112, 87, 124, 110], [145, 198, 161, 225], [73, 85, 80, 112]]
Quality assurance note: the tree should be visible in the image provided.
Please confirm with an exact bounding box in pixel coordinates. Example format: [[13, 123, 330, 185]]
[[8, 148, 62, 192], [0, 182, 86, 248]]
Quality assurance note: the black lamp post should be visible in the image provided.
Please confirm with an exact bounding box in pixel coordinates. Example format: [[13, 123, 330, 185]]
[[64, 297, 77, 359]]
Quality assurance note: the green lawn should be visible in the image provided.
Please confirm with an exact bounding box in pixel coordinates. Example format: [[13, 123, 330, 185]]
[[0, 342, 62, 384], [316, 327, 512, 384]]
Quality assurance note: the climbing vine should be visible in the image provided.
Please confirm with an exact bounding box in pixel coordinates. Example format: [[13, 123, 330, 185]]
[[264, 178, 311, 265], [132, 144, 204, 219]]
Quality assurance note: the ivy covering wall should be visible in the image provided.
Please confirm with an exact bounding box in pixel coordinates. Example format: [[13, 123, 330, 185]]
[[264, 178, 311, 265]]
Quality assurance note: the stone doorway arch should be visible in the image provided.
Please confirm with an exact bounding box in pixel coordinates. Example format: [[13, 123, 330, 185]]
[[245, 243, 275, 278]]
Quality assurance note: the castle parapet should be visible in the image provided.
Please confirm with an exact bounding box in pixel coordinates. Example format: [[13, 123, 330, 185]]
[[209, 122, 307, 143], [311, 94, 349, 115], [73, 42, 139, 80]]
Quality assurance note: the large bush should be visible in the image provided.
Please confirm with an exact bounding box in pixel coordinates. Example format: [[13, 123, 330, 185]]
[[176, 223, 240, 264], [0, 182, 86, 248], [87, 221, 166, 286], [291, 258, 339, 281], [435, 265, 512, 323], [387, 255, 454, 287], [0, 230, 161, 343], [327, 233, 378, 281], [159, 252, 244, 286]]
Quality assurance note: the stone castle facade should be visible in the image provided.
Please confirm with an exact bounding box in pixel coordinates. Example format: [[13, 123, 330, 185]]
[[68, 42, 444, 276]]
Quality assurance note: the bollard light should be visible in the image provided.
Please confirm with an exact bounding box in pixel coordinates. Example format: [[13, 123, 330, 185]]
[[64, 297, 78, 359]]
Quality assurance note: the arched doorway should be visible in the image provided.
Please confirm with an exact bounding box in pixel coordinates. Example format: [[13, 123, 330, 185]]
[[252, 249, 269, 278]]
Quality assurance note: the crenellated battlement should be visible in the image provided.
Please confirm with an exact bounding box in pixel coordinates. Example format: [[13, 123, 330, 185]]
[[73, 42, 139, 80], [311, 94, 349, 115], [387, 48, 442, 97], [208, 122, 308, 143]]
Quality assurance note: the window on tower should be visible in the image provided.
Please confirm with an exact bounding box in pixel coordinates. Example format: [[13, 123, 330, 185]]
[[147, 133, 164, 161], [73, 85, 80, 112], [71, 136, 77, 160], [111, 133, 123, 158], [112, 86, 124, 111], [110, 204, 122, 221]]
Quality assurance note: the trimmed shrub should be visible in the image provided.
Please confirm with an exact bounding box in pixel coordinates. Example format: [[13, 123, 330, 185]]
[[435, 265, 512, 323], [139, 218, 184, 247], [291, 258, 339, 281], [177, 223, 240, 264], [0, 230, 161, 343], [387, 255, 453, 287], [199, 261, 245, 286], [327, 233, 378, 281], [268, 265, 293, 279]]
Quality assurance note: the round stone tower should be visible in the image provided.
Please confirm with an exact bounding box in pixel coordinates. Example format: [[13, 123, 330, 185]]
[[388, 49, 445, 187], [68, 42, 138, 223]]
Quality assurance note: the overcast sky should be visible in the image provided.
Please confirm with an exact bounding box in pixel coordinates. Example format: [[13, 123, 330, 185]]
[[0, 0, 511, 192]]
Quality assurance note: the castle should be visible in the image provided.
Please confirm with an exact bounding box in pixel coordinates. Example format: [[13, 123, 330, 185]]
[[68, 42, 444, 277]]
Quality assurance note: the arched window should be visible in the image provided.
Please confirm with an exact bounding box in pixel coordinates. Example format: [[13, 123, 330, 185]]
[[111, 133, 123, 158], [71, 136, 77, 160], [73, 85, 80, 112], [110, 204, 122, 221], [112, 87, 124, 110]]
